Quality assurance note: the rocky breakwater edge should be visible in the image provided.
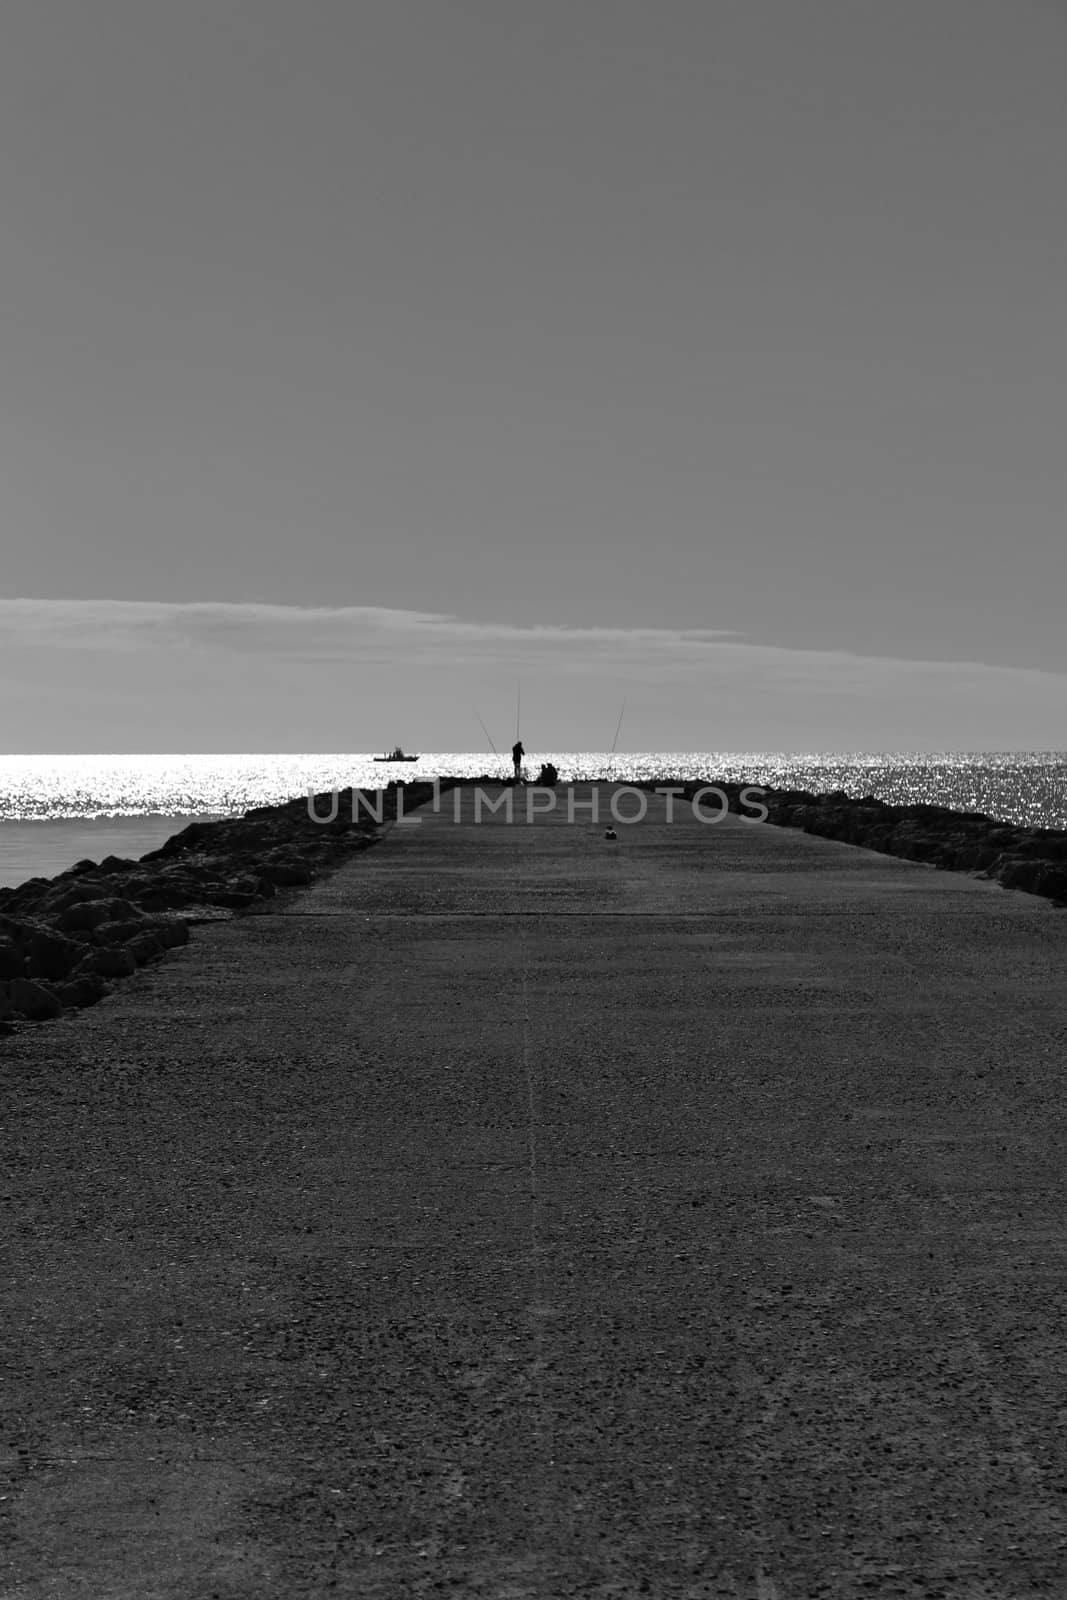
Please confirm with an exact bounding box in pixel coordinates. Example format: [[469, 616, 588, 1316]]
[[662, 781, 1067, 907], [0, 780, 448, 1033]]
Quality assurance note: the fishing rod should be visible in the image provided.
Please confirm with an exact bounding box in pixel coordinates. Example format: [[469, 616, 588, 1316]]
[[610, 699, 626, 754], [516, 680, 521, 742], [473, 707, 499, 756]]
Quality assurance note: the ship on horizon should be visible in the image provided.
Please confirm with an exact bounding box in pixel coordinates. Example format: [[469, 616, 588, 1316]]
[[372, 746, 420, 762]]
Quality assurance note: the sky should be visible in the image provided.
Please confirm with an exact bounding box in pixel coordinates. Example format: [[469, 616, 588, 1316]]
[[2, 1, 1065, 751]]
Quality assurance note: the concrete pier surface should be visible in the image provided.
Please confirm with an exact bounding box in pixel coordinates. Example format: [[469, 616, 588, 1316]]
[[4, 784, 1067, 1598]]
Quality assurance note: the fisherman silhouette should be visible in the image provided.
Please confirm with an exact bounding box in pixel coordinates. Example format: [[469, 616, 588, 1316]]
[[512, 740, 524, 782]]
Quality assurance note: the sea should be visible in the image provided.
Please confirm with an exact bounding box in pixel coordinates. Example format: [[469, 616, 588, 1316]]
[[1, 752, 1065, 891]]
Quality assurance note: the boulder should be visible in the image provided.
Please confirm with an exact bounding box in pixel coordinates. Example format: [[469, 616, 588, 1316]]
[[0, 939, 23, 981], [995, 858, 1045, 893], [0, 977, 63, 1021], [0, 778, 451, 1026], [1008, 833, 1067, 862], [47, 883, 110, 913], [105, 898, 142, 920], [258, 858, 313, 886], [231, 874, 263, 896], [26, 927, 85, 982], [1034, 864, 1067, 902], [672, 780, 1067, 910], [53, 972, 108, 1008], [126, 932, 164, 965], [77, 947, 138, 980], [194, 881, 229, 902], [133, 884, 192, 911], [111, 876, 154, 899], [148, 917, 190, 949], [0, 913, 32, 944], [56, 900, 113, 933], [4, 878, 50, 908], [91, 918, 147, 947]]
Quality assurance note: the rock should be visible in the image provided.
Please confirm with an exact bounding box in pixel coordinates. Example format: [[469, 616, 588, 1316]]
[[77, 947, 138, 980], [678, 781, 1067, 911], [105, 898, 143, 920], [133, 884, 191, 911], [0, 977, 63, 1021], [26, 927, 85, 982], [126, 932, 164, 965], [110, 876, 154, 899], [0, 914, 30, 944], [0, 939, 23, 980], [53, 972, 108, 1008], [47, 883, 110, 912], [994, 858, 1045, 893], [6, 877, 50, 904], [194, 881, 230, 902], [258, 858, 313, 886], [1035, 865, 1067, 901], [230, 875, 263, 897], [148, 917, 190, 949], [92, 918, 150, 947], [0, 778, 450, 1027], [56, 901, 114, 933], [1009, 833, 1067, 862]]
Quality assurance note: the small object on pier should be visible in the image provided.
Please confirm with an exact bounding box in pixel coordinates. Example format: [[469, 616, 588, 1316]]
[[604, 827, 617, 841]]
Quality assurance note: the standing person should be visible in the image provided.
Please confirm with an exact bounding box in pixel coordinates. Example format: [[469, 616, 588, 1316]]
[[512, 739, 524, 782]]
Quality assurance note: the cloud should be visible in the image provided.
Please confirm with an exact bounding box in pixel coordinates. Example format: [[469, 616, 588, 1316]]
[[3, 596, 1067, 720], [1, 597, 737, 657]]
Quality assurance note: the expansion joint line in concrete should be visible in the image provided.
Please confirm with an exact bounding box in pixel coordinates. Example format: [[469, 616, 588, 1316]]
[[515, 821, 553, 1539]]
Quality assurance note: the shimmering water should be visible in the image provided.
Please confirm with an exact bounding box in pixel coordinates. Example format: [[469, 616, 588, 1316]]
[[1, 752, 1064, 888]]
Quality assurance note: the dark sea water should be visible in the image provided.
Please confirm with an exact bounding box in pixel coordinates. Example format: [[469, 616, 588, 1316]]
[[1, 752, 1064, 890], [0, 816, 206, 893]]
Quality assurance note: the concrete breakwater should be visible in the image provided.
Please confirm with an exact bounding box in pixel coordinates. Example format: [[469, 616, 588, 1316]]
[[5, 771, 1063, 1032], [6, 783, 1067, 1593], [673, 780, 1067, 908], [453, 775, 1067, 908], [0, 781, 448, 1029]]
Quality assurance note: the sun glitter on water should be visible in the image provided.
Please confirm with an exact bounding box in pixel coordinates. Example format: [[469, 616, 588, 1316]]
[[0, 752, 1064, 829]]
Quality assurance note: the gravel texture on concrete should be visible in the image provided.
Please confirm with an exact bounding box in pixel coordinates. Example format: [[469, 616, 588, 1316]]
[[3, 785, 1067, 1598], [0, 782, 448, 1026], [675, 781, 1067, 909]]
